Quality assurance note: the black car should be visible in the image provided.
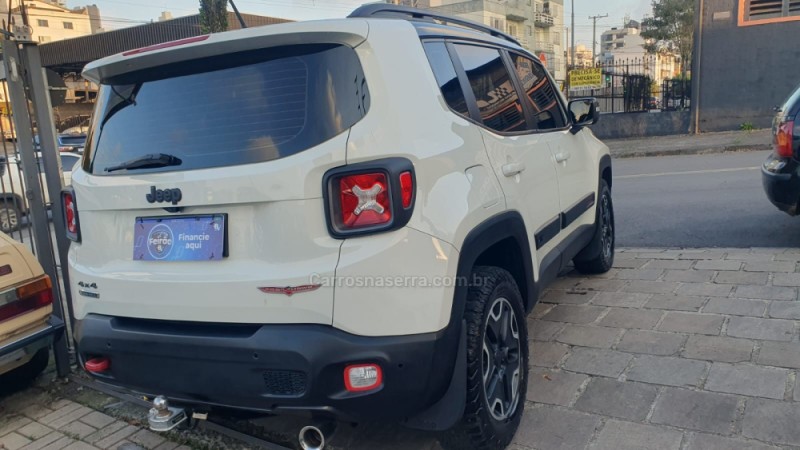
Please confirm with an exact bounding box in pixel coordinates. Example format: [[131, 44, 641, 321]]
[[762, 83, 800, 215]]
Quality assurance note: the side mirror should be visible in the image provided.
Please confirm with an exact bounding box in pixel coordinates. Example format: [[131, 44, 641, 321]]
[[568, 98, 600, 134]]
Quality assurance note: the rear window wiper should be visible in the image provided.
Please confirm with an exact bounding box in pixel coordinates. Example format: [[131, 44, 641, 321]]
[[104, 153, 182, 173]]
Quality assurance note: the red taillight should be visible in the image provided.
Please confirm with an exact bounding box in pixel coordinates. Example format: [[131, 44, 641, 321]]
[[399, 171, 413, 208], [775, 120, 795, 158], [339, 173, 392, 228], [0, 276, 53, 323], [324, 158, 416, 238], [62, 189, 80, 242], [344, 364, 383, 392]]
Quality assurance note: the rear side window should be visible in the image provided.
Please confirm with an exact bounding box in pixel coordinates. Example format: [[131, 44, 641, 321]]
[[452, 44, 526, 133], [511, 54, 566, 130], [87, 44, 370, 175], [422, 42, 469, 118]]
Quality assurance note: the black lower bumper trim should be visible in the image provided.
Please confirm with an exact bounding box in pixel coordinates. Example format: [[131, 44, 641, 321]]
[[762, 156, 800, 215], [75, 314, 459, 423]]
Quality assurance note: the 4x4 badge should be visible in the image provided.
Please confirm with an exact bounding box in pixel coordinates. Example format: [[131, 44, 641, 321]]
[[146, 186, 182, 205]]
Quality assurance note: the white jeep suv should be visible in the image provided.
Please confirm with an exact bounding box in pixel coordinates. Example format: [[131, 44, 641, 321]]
[[66, 5, 613, 449]]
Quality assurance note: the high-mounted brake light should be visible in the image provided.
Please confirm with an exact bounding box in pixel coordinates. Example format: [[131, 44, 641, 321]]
[[122, 35, 210, 56], [0, 276, 53, 323], [323, 158, 416, 238], [776, 120, 795, 158], [62, 188, 80, 242]]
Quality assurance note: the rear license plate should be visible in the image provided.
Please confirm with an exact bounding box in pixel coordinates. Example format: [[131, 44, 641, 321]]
[[133, 215, 226, 261]]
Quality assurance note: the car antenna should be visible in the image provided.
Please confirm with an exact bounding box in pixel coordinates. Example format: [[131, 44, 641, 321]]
[[228, 0, 247, 28]]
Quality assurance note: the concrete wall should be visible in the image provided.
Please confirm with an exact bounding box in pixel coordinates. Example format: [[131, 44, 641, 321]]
[[696, 0, 800, 132], [591, 111, 691, 140]]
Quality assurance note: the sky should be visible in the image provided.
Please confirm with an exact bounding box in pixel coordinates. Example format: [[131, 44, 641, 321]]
[[65, 0, 655, 48]]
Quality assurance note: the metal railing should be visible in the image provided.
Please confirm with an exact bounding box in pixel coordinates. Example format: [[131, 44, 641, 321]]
[[568, 58, 689, 114]]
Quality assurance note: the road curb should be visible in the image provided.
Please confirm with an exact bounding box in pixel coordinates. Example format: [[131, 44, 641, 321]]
[[611, 144, 772, 159]]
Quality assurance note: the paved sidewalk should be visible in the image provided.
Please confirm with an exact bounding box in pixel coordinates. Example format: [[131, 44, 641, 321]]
[[607, 129, 771, 158], [517, 247, 800, 450]]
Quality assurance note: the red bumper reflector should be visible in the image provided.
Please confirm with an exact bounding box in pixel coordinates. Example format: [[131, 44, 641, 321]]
[[85, 357, 110, 373], [344, 364, 383, 392]]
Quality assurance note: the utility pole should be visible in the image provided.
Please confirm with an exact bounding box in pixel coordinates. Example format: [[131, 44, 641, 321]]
[[570, 0, 575, 70], [589, 13, 608, 64]]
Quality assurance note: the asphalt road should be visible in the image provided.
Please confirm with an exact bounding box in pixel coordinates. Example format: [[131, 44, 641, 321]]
[[614, 149, 800, 248]]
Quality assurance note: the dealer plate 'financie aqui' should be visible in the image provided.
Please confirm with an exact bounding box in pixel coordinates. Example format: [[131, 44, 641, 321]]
[[133, 215, 227, 261]]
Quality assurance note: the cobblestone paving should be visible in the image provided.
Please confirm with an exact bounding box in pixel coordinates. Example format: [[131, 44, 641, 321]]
[[514, 247, 800, 450]]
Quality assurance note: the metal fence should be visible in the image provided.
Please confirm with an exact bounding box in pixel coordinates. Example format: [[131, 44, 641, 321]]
[[0, 40, 75, 378], [568, 59, 690, 114]]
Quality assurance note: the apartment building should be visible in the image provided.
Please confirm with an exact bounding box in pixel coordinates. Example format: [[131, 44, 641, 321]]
[[388, 0, 566, 81], [1, 0, 101, 43]]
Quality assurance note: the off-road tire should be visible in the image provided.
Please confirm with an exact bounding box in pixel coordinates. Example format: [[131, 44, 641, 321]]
[[438, 266, 528, 450], [574, 180, 614, 274]]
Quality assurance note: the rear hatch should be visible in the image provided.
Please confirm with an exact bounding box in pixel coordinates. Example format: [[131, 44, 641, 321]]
[[69, 23, 370, 325]]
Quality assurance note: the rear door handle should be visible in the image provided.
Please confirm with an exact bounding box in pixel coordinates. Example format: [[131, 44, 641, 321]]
[[555, 152, 571, 163], [502, 162, 526, 177]]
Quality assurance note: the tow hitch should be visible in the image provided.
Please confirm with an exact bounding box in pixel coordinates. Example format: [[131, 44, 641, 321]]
[[147, 396, 187, 432]]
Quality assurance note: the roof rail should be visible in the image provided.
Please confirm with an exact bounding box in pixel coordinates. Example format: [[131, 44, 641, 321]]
[[348, 4, 521, 46]]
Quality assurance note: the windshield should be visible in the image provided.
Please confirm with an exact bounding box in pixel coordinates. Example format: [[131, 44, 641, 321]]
[[86, 44, 370, 175]]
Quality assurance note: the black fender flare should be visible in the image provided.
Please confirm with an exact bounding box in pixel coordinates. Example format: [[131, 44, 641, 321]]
[[405, 211, 537, 431], [575, 155, 613, 262]]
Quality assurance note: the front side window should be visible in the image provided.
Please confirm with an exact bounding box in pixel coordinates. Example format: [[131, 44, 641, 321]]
[[423, 42, 469, 118], [87, 44, 370, 175], [453, 44, 526, 133], [512, 54, 566, 130]]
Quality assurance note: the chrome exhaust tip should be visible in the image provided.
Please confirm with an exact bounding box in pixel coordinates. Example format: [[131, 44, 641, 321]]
[[298, 421, 335, 450]]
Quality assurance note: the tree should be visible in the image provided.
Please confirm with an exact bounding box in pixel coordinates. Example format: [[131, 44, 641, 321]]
[[641, 0, 694, 76], [199, 0, 228, 33]]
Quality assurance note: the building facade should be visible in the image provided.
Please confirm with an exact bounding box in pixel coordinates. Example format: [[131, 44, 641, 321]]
[[388, 0, 566, 81], [2, 0, 100, 43], [693, 0, 800, 131], [598, 20, 679, 88]]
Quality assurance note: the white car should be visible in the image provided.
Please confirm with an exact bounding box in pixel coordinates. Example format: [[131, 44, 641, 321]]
[[0, 152, 80, 233], [66, 5, 613, 450]]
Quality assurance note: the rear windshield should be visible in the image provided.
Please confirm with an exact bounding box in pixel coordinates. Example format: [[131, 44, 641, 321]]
[[86, 44, 370, 175]]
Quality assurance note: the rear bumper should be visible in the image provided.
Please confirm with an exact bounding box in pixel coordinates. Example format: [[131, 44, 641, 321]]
[[762, 155, 800, 215], [0, 316, 63, 358], [75, 314, 459, 423]]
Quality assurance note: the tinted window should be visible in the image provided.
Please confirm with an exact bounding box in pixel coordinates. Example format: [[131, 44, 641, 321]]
[[87, 45, 370, 175], [453, 44, 526, 133], [423, 42, 469, 118], [512, 54, 566, 130]]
